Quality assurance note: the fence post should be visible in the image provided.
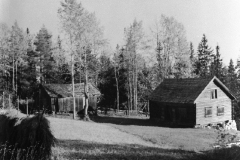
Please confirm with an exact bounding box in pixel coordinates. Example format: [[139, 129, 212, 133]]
[[26, 97, 28, 116]]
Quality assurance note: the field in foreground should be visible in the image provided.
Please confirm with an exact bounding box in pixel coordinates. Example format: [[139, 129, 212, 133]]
[[49, 116, 240, 160]]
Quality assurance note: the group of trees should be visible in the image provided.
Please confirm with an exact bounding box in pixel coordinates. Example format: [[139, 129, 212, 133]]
[[0, 0, 240, 117], [0, 22, 66, 98]]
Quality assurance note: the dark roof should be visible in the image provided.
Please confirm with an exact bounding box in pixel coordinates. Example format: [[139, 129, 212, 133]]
[[41, 83, 101, 98], [149, 76, 235, 104]]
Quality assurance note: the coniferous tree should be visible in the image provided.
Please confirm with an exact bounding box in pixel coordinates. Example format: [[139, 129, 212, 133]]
[[51, 35, 68, 84], [214, 45, 223, 78], [34, 26, 54, 84], [209, 45, 223, 79], [20, 28, 38, 98], [227, 59, 237, 95], [195, 34, 213, 77]]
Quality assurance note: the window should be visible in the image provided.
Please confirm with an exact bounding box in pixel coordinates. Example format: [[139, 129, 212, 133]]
[[205, 107, 212, 117], [210, 89, 217, 99], [217, 106, 224, 116]]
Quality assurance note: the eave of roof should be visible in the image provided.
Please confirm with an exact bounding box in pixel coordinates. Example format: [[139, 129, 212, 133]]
[[41, 83, 101, 98], [149, 76, 235, 104]]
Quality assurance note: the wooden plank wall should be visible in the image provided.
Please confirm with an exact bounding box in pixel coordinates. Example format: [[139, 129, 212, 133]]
[[149, 101, 162, 120], [57, 97, 84, 113], [57, 96, 97, 113], [149, 101, 196, 125], [195, 81, 232, 125], [89, 95, 97, 109]]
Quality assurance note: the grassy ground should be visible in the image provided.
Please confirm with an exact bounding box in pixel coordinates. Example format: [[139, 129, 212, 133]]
[[49, 114, 240, 159], [52, 140, 197, 160], [91, 114, 240, 151]]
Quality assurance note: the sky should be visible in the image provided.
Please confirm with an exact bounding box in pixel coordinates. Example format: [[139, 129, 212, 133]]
[[1, 0, 240, 65]]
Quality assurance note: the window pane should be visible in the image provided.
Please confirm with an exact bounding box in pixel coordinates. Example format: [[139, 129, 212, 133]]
[[217, 107, 224, 116], [205, 107, 212, 117]]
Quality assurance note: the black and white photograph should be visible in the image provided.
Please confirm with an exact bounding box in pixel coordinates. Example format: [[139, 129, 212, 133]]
[[1, 0, 240, 159]]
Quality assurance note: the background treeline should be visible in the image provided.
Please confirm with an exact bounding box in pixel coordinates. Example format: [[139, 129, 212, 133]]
[[0, 0, 240, 117]]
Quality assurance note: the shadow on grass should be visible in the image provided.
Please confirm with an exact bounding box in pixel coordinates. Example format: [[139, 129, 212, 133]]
[[91, 115, 153, 126], [91, 115, 192, 128], [54, 139, 198, 160]]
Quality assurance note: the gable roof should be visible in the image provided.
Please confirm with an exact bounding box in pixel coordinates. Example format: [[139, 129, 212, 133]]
[[149, 76, 235, 104], [41, 83, 101, 98]]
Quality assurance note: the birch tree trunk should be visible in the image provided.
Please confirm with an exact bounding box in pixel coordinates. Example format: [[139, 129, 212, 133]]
[[134, 48, 137, 112], [70, 34, 76, 119], [16, 62, 17, 95], [71, 52, 76, 119], [84, 48, 89, 120], [114, 65, 119, 112], [129, 59, 132, 113], [12, 57, 15, 92]]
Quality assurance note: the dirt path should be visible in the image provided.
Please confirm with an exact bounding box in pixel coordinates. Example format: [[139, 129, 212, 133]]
[[48, 117, 160, 148]]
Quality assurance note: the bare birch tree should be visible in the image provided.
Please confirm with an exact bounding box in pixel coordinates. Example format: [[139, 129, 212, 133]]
[[58, 0, 105, 119], [123, 19, 145, 112], [58, 0, 84, 119], [151, 15, 191, 83]]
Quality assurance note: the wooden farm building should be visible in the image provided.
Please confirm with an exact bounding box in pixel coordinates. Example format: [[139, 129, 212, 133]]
[[37, 83, 101, 113], [149, 76, 235, 127]]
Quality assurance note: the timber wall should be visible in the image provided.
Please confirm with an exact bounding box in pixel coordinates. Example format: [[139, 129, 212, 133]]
[[56, 95, 98, 113], [195, 81, 232, 125], [149, 101, 195, 126]]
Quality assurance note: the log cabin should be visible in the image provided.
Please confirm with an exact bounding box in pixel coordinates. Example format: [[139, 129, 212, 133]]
[[36, 83, 101, 113], [149, 76, 235, 127]]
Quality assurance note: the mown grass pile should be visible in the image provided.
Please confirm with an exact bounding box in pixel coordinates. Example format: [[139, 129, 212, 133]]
[[0, 109, 56, 160]]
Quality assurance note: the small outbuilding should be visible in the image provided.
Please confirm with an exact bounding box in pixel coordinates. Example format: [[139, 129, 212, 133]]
[[37, 83, 101, 113], [149, 76, 235, 127]]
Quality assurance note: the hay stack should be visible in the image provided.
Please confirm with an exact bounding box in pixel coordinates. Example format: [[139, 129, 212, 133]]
[[0, 109, 56, 160]]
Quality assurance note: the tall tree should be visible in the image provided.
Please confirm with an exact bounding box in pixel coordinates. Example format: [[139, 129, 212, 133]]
[[210, 45, 223, 79], [189, 42, 196, 77], [0, 23, 10, 91], [113, 45, 120, 112], [20, 28, 38, 98], [34, 26, 54, 84], [58, 0, 105, 119], [52, 35, 68, 84], [58, 0, 84, 119], [8, 22, 28, 95], [152, 15, 191, 81], [195, 34, 213, 77], [227, 59, 237, 95], [124, 19, 145, 112]]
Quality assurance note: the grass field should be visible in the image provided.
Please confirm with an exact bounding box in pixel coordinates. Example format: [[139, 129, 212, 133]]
[[49, 114, 240, 160]]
